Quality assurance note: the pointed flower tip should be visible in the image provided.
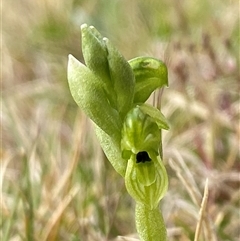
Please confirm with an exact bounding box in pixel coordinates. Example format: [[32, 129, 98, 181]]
[[68, 55, 74, 68], [103, 37, 108, 42], [68, 54, 73, 60], [68, 54, 78, 65], [67, 55, 83, 74], [163, 79, 169, 87], [81, 23, 88, 30]]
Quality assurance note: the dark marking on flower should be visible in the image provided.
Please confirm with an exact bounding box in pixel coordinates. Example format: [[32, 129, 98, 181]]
[[136, 151, 151, 163]]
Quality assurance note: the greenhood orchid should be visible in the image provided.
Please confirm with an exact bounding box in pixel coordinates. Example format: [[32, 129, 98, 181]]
[[67, 23, 169, 241]]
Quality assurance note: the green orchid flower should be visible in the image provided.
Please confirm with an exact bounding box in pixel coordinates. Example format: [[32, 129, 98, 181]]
[[121, 106, 168, 210], [67, 23, 169, 241]]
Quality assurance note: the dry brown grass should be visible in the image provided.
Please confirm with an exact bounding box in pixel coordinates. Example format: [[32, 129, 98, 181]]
[[2, 0, 239, 240]]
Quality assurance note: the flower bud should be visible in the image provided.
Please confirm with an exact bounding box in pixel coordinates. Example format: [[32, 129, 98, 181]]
[[128, 57, 168, 103], [81, 24, 117, 108]]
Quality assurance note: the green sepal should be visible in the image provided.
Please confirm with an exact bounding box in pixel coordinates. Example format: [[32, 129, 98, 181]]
[[129, 56, 168, 103], [138, 103, 170, 130], [104, 38, 135, 118], [67, 55, 122, 137]]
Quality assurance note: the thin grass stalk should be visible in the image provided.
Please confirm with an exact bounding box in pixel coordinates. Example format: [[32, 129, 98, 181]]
[[194, 179, 209, 241], [22, 151, 35, 241]]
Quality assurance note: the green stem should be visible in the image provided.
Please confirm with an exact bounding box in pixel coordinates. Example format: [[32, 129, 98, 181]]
[[159, 129, 163, 159], [135, 203, 167, 241]]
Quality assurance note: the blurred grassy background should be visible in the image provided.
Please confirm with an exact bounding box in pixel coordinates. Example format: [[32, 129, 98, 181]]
[[2, 0, 239, 240]]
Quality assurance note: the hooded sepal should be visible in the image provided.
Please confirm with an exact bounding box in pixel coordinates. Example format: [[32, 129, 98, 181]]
[[129, 56, 168, 103], [121, 106, 160, 159]]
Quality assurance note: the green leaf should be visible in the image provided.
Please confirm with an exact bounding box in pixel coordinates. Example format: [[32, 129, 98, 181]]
[[95, 125, 126, 177], [129, 57, 168, 103], [67, 55, 122, 137]]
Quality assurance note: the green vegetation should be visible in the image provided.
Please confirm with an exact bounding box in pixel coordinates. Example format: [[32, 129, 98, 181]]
[[68, 24, 169, 240], [2, 0, 239, 241]]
